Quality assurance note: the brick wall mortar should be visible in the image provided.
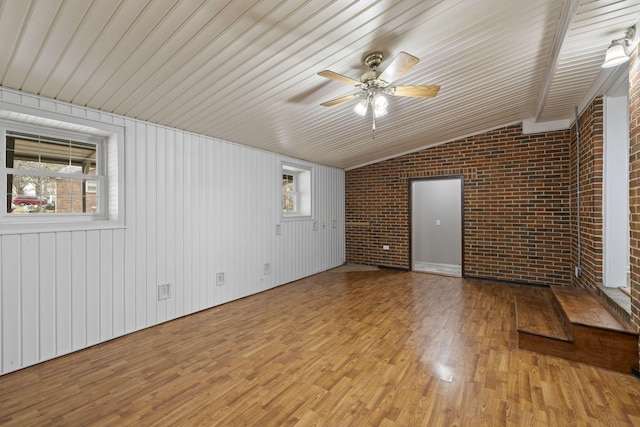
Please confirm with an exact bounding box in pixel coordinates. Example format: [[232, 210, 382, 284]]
[[346, 124, 572, 285], [570, 97, 604, 291]]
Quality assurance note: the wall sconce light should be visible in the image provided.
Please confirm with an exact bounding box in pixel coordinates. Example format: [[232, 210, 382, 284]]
[[602, 26, 635, 68]]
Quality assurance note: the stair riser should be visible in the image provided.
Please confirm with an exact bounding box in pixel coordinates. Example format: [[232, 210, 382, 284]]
[[518, 326, 638, 373]]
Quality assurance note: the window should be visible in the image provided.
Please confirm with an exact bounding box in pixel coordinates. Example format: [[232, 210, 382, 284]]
[[281, 163, 311, 218], [0, 108, 124, 233], [5, 130, 102, 215]]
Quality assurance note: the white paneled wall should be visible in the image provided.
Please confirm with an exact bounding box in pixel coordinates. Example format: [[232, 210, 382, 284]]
[[0, 89, 345, 375]]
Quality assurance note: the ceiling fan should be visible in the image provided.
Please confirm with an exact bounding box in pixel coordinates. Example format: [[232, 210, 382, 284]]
[[318, 51, 440, 134]]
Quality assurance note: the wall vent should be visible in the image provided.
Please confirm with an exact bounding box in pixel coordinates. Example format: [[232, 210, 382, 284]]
[[157, 284, 171, 300]]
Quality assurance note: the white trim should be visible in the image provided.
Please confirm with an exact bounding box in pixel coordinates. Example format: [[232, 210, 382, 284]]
[[522, 118, 571, 134], [578, 66, 628, 118], [534, 0, 580, 121], [603, 87, 630, 288]]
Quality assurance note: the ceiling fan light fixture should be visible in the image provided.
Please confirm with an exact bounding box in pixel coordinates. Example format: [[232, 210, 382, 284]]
[[317, 50, 440, 136], [373, 93, 388, 118], [602, 26, 635, 68], [354, 98, 368, 116]]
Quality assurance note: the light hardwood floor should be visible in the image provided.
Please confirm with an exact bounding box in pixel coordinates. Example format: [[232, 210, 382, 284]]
[[1, 270, 640, 426]]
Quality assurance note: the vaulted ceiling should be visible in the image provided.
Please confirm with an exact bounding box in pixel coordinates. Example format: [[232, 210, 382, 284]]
[[1, 0, 639, 169]]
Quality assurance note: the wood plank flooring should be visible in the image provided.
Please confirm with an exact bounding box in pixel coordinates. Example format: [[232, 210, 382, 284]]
[[1, 270, 640, 426]]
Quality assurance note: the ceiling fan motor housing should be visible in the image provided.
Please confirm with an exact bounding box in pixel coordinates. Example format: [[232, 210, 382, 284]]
[[364, 52, 384, 69]]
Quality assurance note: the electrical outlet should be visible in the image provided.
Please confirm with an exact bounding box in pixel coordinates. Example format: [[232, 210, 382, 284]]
[[264, 263, 271, 275], [383, 245, 390, 250], [157, 283, 171, 300], [313, 221, 318, 231], [216, 272, 225, 286], [275, 224, 281, 235]]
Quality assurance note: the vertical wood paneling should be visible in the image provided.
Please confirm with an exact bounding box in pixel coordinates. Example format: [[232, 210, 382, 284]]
[[197, 136, 206, 308], [85, 230, 100, 346], [38, 233, 56, 361], [212, 141, 226, 302], [21, 234, 38, 366], [112, 229, 125, 337], [71, 231, 86, 350], [1, 235, 20, 372], [156, 127, 167, 323], [174, 131, 185, 317], [145, 125, 157, 326], [123, 118, 137, 334], [0, 89, 345, 375], [196, 136, 207, 305], [134, 121, 147, 328], [55, 232, 72, 354], [205, 140, 215, 306], [190, 135, 200, 311], [182, 133, 193, 314], [165, 129, 176, 321], [99, 230, 113, 340]]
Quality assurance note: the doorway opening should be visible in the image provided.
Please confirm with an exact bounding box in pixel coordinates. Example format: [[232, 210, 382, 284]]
[[410, 176, 463, 277]]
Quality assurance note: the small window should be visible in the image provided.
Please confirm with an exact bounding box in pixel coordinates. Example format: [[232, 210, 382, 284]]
[[282, 173, 296, 213], [0, 107, 123, 234], [5, 130, 103, 215], [281, 163, 311, 218]]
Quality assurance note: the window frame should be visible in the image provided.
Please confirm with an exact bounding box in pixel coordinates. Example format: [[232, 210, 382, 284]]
[[281, 162, 312, 220], [0, 105, 125, 235], [4, 126, 106, 218]]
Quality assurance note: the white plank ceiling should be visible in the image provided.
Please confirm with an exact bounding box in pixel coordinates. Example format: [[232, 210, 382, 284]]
[[1, 0, 639, 169]]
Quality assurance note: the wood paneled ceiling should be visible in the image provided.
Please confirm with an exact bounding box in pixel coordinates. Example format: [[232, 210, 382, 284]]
[[1, 0, 639, 169]]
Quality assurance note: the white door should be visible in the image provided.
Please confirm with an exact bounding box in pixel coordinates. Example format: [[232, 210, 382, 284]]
[[411, 177, 463, 276]]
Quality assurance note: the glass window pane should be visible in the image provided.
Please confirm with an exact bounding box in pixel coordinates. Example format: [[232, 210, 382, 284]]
[[283, 174, 295, 192], [7, 132, 98, 175], [7, 174, 54, 214], [7, 173, 99, 214], [282, 194, 295, 212], [55, 178, 98, 214]]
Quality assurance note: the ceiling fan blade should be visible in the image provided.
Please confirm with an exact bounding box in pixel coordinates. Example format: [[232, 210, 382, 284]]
[[379, 52, 420, 82], [318, 70, 361, 86], [391, 85, 440, 98], [320, 93, 359, 107]]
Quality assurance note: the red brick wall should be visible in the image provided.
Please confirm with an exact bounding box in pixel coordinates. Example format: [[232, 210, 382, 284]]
[[629, 44, 640, 335], [570, 98, 603, 291], [56, 178, 97, 213], [346, 124, 572, 285]]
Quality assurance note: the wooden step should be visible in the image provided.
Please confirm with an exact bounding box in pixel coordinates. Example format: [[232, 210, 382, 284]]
[[516, 285, 639, 374], [514, 288, 571, 341], [550, 285, 636, 333]]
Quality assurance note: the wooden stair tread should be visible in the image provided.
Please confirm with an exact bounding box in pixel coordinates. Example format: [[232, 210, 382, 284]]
[[550, 286, 637, 335], [514, 288, 571, 341]]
